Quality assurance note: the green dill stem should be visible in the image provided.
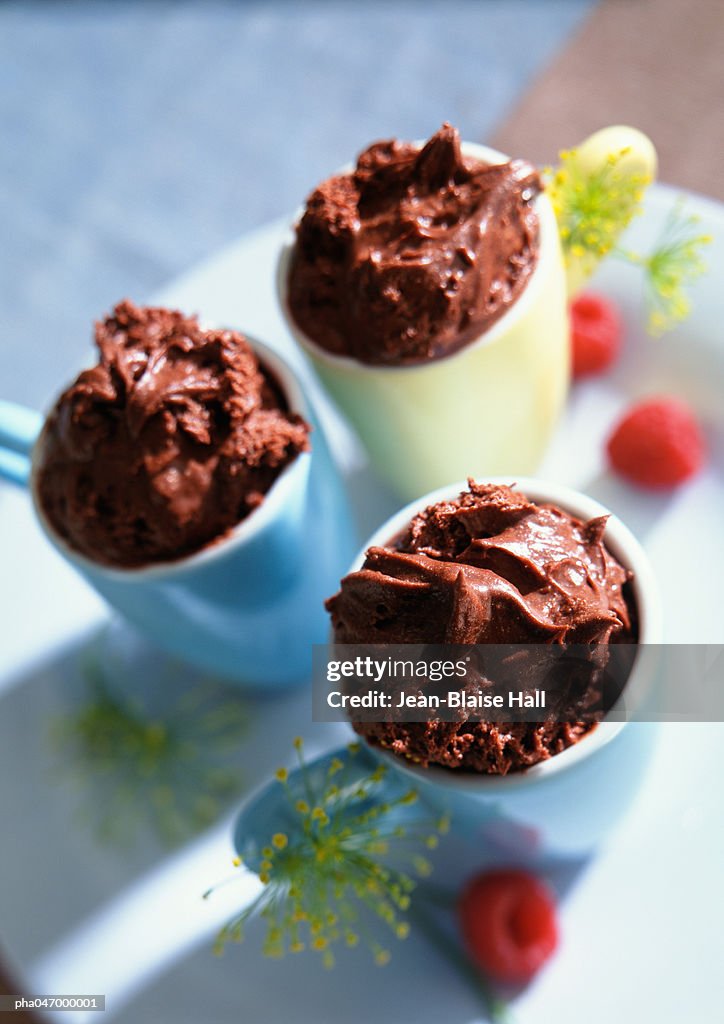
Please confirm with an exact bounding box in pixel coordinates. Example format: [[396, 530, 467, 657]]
[[292, 739, 316, 811]]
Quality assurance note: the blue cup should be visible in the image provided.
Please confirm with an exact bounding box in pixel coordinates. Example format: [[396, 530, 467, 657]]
[[0, 338, 356, 690], [336, 478, 663, 862]]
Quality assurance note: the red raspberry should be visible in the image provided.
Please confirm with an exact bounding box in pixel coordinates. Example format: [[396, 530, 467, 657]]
[[607, 396, 706, 488], [570, 292, 622, 378], [458, 869, 558, 985]]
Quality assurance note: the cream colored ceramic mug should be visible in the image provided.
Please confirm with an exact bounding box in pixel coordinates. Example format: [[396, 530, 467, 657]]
[[277, 140, 569, 501]]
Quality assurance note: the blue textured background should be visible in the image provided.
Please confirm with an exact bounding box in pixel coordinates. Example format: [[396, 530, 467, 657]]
[[0, 0, 595, 408]]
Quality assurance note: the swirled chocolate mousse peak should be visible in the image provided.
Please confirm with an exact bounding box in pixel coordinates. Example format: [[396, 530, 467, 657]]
[[325, 481, 637, 774], [287, 123, 542, 365], [36, 301, 311, 568]]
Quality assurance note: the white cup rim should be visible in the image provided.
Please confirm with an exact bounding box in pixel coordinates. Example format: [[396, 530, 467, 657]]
[[277, 140, 561, 372], [342, 476, 662, 790], [30, 334, 312, 581]]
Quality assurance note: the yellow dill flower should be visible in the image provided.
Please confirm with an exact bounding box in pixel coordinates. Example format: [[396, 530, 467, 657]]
[[622, 199, 712, 335], [545, 139, 652, 292], [311, 807, 330, 826], [547, 130, 709, 335], [208, 744, 450, 969], [53, 660, 248, 848]]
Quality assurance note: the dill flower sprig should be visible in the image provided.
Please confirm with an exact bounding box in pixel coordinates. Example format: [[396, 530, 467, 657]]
[[618, 200, 712, 335], [546, 145, 651, 279], [52, 658, 247, 846], [207, 738, 450, 969], [546, 134, 711, 335]]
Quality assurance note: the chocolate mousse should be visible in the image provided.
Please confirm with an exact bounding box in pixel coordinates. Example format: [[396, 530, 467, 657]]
[[287, 123, 541, 365], [36, 300, 310, 568], [326, 481, 636, 774]]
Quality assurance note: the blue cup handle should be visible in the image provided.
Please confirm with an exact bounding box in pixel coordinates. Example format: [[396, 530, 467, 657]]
[[0, 400, 43, 487]]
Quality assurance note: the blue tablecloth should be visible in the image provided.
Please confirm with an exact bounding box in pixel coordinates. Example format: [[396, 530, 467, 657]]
[[0, 0, 595, 408]]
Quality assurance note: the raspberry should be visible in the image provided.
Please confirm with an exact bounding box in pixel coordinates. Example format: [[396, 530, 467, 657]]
[[607, 396, 705, 488], [570, 292, 622, 378], [458, 869, 558, 985]]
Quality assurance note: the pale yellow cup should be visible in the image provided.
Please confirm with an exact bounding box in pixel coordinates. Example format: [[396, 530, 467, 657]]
[[277, 141, 569, 500]]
